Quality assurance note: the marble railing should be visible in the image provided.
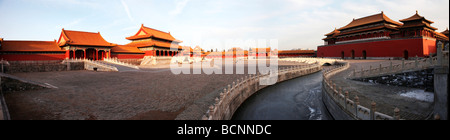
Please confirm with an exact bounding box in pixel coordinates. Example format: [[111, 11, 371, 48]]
[[322, 62, 402, 120]]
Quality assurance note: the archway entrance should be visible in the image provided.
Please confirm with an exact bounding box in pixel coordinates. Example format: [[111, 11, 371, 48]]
[[403, 50, 409, 60], [341, 51, 345, 59], [362, 50, 367, 59], [351, 50, 355, 59]]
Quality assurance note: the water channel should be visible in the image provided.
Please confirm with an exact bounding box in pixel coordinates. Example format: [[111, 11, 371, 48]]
[[232, 71, 332, 120]]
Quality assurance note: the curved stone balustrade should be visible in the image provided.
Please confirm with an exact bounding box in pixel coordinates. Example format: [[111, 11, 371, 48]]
[[322, 62, 401, 120], [201, 57, 341, 120], [350, 48, 449, 80]]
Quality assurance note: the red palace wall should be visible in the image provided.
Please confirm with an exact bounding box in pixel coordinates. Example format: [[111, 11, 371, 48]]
[[205, 55, 248, 59], [0, 54, 66, 61], [278, 54, 315, 57], [111, 54, 145, 59], [144, 51, 154, 56], [317, 38, 436, 58]]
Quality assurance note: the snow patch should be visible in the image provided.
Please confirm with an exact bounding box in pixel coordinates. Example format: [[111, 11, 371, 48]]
[[399, 90, 434, 102]]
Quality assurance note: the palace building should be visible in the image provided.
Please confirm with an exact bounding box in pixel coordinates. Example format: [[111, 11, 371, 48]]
[[58, 29, 116, 60], [317, 11, 449, 59], [1, 24, 318, 62], [0, 24, 183, 61], [125, 24, 183, 57], [0, 40, 66, 61]]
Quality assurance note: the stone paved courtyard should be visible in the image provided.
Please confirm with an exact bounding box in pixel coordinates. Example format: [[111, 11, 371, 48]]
[[4, 60, 304, 120]]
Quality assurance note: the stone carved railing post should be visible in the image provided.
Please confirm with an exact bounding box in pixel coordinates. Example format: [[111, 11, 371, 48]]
[[437, 41, 443, 66], [215, 97, 219, 106], [390, 61, 393, 72], [209, 105, 214, 118], [355, 95, 360, 117], [370, 101, 376, 120], [344, 91, 349, 109], [401, 59, 405, 70], [415, 55, 418, 68], [428, 57, 432, 66], [434, 114, 441, 120], [332, 84, 336, 95], [220, 91, 224, 100], [379, 64, 382, 74], [361, 68, 364, 77], [394, 107, 400, 120]]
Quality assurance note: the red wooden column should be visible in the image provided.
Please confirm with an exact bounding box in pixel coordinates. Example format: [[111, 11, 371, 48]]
[[73, 50, 76, 59], [84, 50, 86, 59], [95, 49, 98, 60], [65, 50, 70, 59]]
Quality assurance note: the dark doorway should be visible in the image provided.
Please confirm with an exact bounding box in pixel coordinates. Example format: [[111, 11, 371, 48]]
[[351, 50, 355, 59], [403, 50, 409, 60], [362, 50, 367, 59], [98, 50, 105, 60], [86, 49, 96, 60], [75, 50, 84, 59], [341, 51, 345, 59]]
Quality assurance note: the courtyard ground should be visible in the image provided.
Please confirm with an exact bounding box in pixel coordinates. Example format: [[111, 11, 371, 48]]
[[4, 60, 304, 120]]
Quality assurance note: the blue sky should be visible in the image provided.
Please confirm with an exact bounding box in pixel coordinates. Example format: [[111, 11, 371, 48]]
[[0, 0, 448, 50]]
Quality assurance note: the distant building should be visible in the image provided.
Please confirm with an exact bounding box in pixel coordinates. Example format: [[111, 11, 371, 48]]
[[277, 50, 316, 57], [317, 11, 449, 59], [249, 48, 271, 57], [125, 24, 183, 57], [0, 40, 66, 61]]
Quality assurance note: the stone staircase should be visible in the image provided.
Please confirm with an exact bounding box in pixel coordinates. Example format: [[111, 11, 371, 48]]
[[103, 58, 139, 69], [63, 59, 118, 72]]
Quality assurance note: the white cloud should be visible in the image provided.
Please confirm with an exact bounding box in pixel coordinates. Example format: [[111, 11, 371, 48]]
[[169, 0, 189, 16], [121, 0, 134, 22], [55, 18, 85, 29], [121, 26, 139, 31]]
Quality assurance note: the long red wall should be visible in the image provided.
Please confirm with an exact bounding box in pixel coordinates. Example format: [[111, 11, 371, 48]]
[[317, 38, 436, 58], [0, 54, 66, 61], [111, 54, 145, 59]]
